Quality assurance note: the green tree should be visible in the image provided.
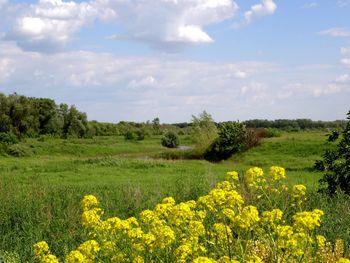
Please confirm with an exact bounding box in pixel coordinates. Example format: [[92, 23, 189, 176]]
[[204, 121, 246, 162], [161, 130, 180, 148], [318, 111, 350, 196], [152, 117, 161, 135], [190, 111, 218, 150]]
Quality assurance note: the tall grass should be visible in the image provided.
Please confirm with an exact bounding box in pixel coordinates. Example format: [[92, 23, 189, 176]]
[[1, 131, 349, 260]]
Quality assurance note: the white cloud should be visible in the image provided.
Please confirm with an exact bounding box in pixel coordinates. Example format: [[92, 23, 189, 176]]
[[338, 0, 350, 7], [336, 74, 350, 83], [235, 0, 277, 27], [2, 0, 237, 51], [302, 2, 318, 9], [312, 84, 342, 97], [341, 58, 350, 67], [0, 41, 347, 122], [0, 58, 14, 82], [319, 27, 350, 37], [341, 47, 350, 55], [106, 0, 237, 48], [128, 76, 157, 89], [176, 25, 213, 43], [4, 0, 116, 52], [0, 0, 7, 7], [234, 70, 247, 79]]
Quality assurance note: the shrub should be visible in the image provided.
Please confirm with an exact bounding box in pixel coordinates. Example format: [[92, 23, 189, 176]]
[[124, 130, 136, 141], [318, 111, 350, 196], [190, 111, 218, 150], [204, 122, 246, 162], [6, 144, 32, 157], [244, 129, 263, 151], [266, 128, 282, 138], [34, 167, 350, 263], [0, 132, 18, 145], [161, 131, 180, 148]]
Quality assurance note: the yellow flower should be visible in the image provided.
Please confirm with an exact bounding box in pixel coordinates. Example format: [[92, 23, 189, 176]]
[[80, 195, 99, 211], [188, 220, 206, 237], [193, 256, 217, 263], [41, 254, 59, 263], [168, 202, 195, 226], [236, 206, 260, 230], [81, 208, 103, 229], [245, 167, 265, 189], [261, 209, 283, 227], [218, 256, 240, 263], [338, 258, 350, 263], [316, 235, 326, 247], [246, 255, 263, 263], [292, 184, 306, 198], [133, 256, 145, 263], [175, 243, 192, 262], [212, 223, 232, 245], [293, 209, 324, 231], [78, 240, 100, 260], [268, 166, 286, 181], [226, 171, 239, 181], [33, 241, 50, 259], [162, 196, 176, 205], [65, 250, 87, 263]]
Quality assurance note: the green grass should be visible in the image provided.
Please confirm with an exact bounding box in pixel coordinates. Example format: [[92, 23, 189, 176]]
[[0, 130, 344, 261]]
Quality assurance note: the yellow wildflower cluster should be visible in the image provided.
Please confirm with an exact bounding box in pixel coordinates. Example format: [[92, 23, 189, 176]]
[[33, 241, 58, 263], [34, 167, 350, 263]]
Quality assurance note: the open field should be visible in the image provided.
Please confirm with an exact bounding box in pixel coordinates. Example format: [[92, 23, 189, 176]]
[[1, 131, 350, 261]]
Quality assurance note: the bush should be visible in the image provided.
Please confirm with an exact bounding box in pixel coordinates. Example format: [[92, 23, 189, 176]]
[[204, 122, 246, 162], [266, 128, 282, 138], [124, 131, 136, 141], [6, 144, 32, 157], [190, 111, 218, 150], [244, 129, 263, 150], [161, 131, 180, 148], [0, 132, 18, 145], [318, 111, 350, 196]]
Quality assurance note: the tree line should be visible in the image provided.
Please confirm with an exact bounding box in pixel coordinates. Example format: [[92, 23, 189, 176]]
[[0, 93, 95, 138], [173, 118, 346, 130], [1, 93, 347, 140]]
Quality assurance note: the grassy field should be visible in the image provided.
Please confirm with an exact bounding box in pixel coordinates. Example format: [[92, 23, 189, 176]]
[[1, 130, 349, 261]]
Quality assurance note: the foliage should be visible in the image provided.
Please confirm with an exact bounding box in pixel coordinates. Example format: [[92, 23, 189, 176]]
[[0, 250, 21, 263], [190, 111, 218, 150], [204, 122, 246, 162], [161, 131, 180, 148], [152, 117, 161, 135], [124, 130, 136, 141], [318, 111, 350, 196], [124, 128, 148, 141], [244, 129, 263, 150], [34, 167, 350, 263], [266, 128, 282, 138], [244, 119, 346, 130], [6, 144, 32, 157], [0, 132, 18, 145], [0, 93, 92, 138]]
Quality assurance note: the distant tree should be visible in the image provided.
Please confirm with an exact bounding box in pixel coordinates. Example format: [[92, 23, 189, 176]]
[[161, 131, 180, 148], [190, 111, 218, 150], [152, 117, 161, 135], [318, 111, 350, 196], [204, 121, 246, 162], [32, 98, 57, 134]]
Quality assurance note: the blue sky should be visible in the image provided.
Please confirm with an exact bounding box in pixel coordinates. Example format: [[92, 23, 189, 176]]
[[0, 0, 349, 122]]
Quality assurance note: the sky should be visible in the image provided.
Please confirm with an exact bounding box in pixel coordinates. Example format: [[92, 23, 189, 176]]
[[0, 0, 349, 123]]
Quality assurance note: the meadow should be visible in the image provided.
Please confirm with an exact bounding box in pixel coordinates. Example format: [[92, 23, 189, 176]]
[[1, 131, 350, 262]]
